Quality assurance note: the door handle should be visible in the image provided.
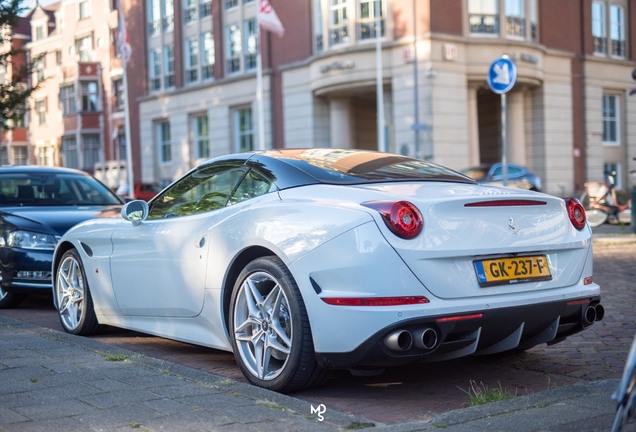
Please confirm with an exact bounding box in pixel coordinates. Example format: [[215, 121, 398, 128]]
[[194, 236, 206, 248]]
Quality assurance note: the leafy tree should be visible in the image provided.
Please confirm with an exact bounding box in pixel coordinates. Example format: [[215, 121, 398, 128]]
[[0, 0, 44, 130]]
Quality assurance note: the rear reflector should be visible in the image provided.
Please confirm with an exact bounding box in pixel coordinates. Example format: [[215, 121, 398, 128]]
[[321, 296, 430, 306], [464, 200, 547, 207], [583, 277, 593, 285], [435, 313, 483, 323], [567, 298, 591, 306]]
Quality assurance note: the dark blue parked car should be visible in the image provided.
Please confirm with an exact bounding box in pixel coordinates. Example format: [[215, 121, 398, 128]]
[[0, 166, 123, 308]]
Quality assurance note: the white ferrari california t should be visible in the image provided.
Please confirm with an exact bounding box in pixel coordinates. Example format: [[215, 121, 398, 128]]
[[52, 149, 603, 393]]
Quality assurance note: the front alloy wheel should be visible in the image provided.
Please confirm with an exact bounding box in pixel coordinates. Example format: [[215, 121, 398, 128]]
[[230, 256, 329, 393], [55, 249, 99, 335]]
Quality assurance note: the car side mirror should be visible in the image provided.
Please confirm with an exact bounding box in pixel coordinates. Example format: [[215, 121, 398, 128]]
[[121, 200, 149, 226]]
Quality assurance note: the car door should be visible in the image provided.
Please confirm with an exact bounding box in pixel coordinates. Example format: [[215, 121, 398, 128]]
[[109, 164, 248, 317]]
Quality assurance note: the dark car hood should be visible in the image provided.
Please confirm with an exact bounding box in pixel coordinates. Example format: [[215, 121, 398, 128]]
[[0, 206, 122, 237]]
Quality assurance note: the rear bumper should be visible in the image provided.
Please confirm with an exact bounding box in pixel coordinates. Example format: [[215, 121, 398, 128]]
[[315, 296, 602, 369]]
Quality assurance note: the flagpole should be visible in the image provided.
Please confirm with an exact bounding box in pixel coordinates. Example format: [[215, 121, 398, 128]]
[[256, 29, 266, 151]]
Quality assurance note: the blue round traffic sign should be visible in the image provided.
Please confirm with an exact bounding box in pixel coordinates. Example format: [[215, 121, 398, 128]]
[[487, 56, 517, 94]]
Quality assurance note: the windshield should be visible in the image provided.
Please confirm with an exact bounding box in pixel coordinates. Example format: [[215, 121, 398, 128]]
[[0, 172, 122, 207], [274, 149, 475, 185]]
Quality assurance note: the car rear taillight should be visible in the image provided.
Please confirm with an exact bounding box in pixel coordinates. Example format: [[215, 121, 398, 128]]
[[362, 201, 423, 239], [565, 198, 586, 230]]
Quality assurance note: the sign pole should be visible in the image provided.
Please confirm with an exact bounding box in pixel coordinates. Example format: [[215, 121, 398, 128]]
[[375, 13, 385, 153], [501, 92, 507, 186]]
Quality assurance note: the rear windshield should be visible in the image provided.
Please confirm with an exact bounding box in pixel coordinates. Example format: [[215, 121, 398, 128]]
[[277, 150, 475, 185], [0, 172, 122, 206]]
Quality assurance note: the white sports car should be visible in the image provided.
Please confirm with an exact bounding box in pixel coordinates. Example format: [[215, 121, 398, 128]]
[[52, 149, 603, 393]]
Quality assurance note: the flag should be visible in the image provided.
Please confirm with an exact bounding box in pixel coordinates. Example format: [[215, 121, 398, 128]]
[[257, 0, 284, 37], [116, 0, 132, 63]]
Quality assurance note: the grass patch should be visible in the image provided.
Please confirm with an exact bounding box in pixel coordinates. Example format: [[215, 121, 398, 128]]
[[257, 399, 284, 410], [130, 422, 141, 428], [216, 379, 235, 386], [459, 380, 516, 407], [29, 378, 38, 383], [103, 354, 129, 362], [344, 421, 375, 430], [432, 423, 447, 428]]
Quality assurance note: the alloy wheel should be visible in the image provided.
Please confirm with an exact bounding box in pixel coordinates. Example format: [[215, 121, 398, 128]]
[[56, 255, 86, 331], [233, 271, 293, 381]]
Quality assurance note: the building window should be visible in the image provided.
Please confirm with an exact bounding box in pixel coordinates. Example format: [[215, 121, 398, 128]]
[[35, 25, 45, 40], [82, 134, 100, 170], [185, 0, 197, 23], [117, 129, 126, 159], [113, 78, 124, 110], [79, 0, 91, 19], [610, 5, 625, 57], [202, 32, 214, 79], [227, 25, 241, 74], [0, 147, 8, 165], [62, 137, 78, 168], [592, 2, 606, 54], [149, 0, 161, 36], [34, 58, 45, 83], [234, 107, 253, 153], [162, 0, 174, 32], [468, 0, 499, 35], [158, 121, 171, 163], [37, 146, 54, 166], [150, 49, 162, 91], [200, 0, 212, 17], [35, 99, 46, 125], [329, 0, 349, 46], [59, 84, 76, 115], [244, 20, 257, 71], [81, 82, 98, 112], [76, 35, 93, 62], [55, 50, 62, 65], [529, 0, 537, 41], [12, 146, 27, 165], [164, 45, 175, 88], [186, 38, 199, 83], [505, 0, 525, 37], [602, 94, 619, 145], [225, 0, 238, 9], [358, 0, 384, 40], [314, 0, 323, 52], [193, 115, 210, 160]]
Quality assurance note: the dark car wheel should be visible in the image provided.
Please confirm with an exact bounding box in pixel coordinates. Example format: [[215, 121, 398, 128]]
[[54, 249, 100, 335], [229, 256, 329, 393], [0, 287, 27, 309]]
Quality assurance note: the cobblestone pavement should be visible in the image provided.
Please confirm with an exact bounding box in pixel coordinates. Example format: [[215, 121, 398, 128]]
[[1, 242, 634, 425]]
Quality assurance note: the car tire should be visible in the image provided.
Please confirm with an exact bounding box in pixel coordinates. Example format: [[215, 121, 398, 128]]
[[54, 249, 100, 336], [229, 256, 329, 393], [0, 288, 27, 309]]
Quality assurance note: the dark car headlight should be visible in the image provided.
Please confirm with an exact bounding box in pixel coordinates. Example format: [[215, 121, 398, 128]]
[[0, 230, 58, 250]]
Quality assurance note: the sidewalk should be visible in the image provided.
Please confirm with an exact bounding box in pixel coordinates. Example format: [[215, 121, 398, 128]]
[[0, 315, 621, 432], [591, 223, 636, 243]]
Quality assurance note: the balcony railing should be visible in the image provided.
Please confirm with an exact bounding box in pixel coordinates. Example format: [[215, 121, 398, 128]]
[[202, 64, 213, 79], [357, 19, 385, 40], [611, 39, 626, 57], [227, 57, 240, 74], [506, 16, 525, 37], [186, 68, 198, 83], [329, 25, 349, 46], [593, 36, 607, 54], [149, 19, 161, 36], [245, 53, 257, 70], [185, 6, 196, 24], [162, 14, 174, 32], [200, 0, 212, 18], [469, 14, 499, 35]]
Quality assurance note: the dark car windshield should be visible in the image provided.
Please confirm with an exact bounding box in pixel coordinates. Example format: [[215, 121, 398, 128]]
[[274, 149, 474, 185], [0, 172, 122, 206]]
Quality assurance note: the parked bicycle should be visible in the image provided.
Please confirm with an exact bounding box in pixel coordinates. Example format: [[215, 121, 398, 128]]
[[612, 333, 636, 431], [580, 171, 632, 228]]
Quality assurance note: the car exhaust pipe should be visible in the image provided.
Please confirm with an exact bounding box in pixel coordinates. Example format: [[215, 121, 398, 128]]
[[412, 327, 438, 350], [384, 330, 413, 351], [594, 304, 605, 321], [583, 305, 597, 326]]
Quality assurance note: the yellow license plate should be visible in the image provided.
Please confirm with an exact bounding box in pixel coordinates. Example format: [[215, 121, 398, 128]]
[[474, 255, 552, 287]]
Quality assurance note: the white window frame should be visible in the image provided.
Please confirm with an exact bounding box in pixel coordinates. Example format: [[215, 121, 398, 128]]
[[81, 81, 98, 112], [193, 114, 210, 160], [604, 162, 623, 189], [357, 0, 385, 41], [329, 0, 349, 46], [609, 4, 626, 58], [82, 134, 100, 170], [186, 38, 199, 84], [592, 1, 607, 54], [76, 35, 93, 62], [164, 45, 175, 88], [227, 25, 241, 74], [12, 146, 28, 165], [149, 49, 162, 91], [157, 121, 172, 164], [234, 107, 253, 153], [244, 20, 257, 71], [602, 93, 620, 146], [202, 32, 214, 80], [79, 0, 91, 19], [62, 136, 78, 168], [504, 0, 525, 38], [36, 99, 46, 125], [468, 0, 499, 36]]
